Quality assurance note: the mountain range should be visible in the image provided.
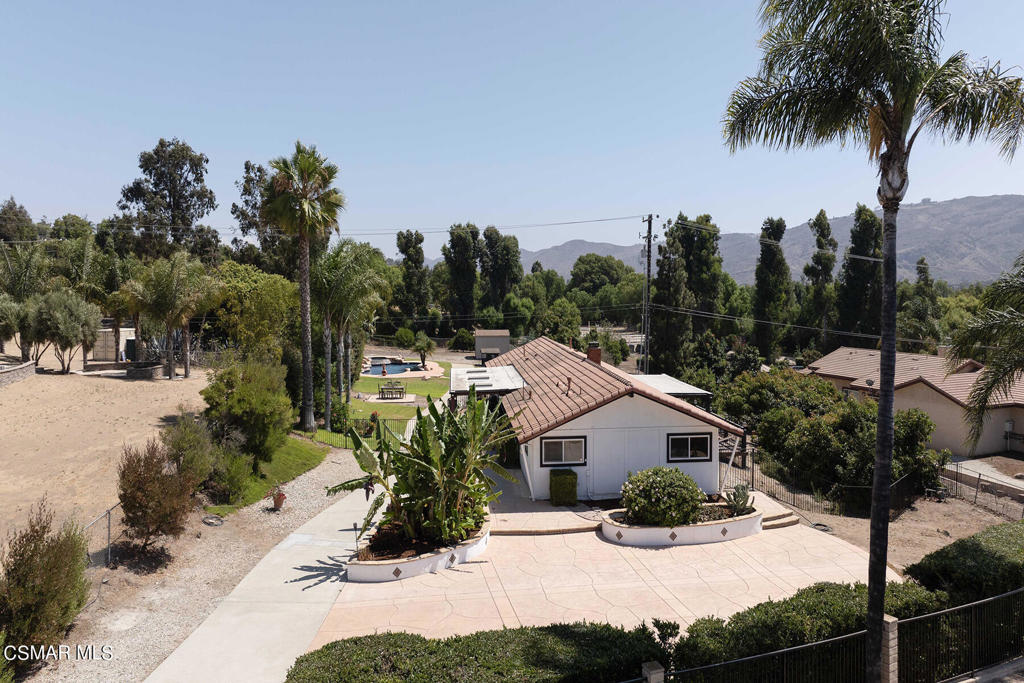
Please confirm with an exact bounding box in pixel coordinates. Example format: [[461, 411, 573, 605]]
[[513, 195, 1024, 285]]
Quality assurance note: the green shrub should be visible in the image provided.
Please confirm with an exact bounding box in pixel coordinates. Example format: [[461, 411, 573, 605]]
[[549, 469, 578, 506], [0, 501, 88, 675], [206, 446, 252, 504], [674, 581, 945, 670], [0, 630, 12, 683], [714, 368, 844, 432], [448, 328, 475, 351], [161, 410, 216, 491], [394, 327, 415, 348], [118, 440, 193, 548], [329, 401, 349, 433], [621, 467, 704, 527], [905, 519, 1024, 604], [286, 622, 667, 683], [202, 360, 293, 473]]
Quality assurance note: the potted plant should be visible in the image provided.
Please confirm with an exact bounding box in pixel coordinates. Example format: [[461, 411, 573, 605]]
[[267, 485, 287, 511]]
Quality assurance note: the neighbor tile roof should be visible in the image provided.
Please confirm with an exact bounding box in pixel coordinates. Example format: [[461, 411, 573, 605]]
[[485, 336, 742, 443], [897, 372, 1024, 408], [805, 346, 981, 392]]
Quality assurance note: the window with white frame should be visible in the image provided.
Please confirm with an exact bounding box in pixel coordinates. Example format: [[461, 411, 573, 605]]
[[540, 437, 586, 466], [666, 433, 711, 463]]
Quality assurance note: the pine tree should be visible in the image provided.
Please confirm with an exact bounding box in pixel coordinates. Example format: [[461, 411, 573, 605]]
[[835, 204, 883, 347], [679, 214, 723, 336], [396, 230, 429, 318], [751, 217, 792, 361], [441, 224, 481, 322], [648, 217, 695, 376]]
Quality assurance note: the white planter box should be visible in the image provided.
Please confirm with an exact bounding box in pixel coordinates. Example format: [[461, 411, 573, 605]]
[[601, 508, 762, 547], [347, 521, 490, 582]]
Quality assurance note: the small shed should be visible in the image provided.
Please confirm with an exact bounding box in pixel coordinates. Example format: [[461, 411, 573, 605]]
[[474, 329, 510, 360]]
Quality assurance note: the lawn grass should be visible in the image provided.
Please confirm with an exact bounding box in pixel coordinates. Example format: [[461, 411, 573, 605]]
[[206, 437, 328, 516], [346, 398, 419, 420]]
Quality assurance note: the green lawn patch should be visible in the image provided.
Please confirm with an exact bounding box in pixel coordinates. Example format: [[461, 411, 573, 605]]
[[206, 437, 328, 516], [345, 398, 419, 420], [350, 360, 451, 400]]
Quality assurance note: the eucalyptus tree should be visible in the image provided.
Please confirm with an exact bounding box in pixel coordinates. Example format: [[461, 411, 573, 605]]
[[261, 142, 345, 431], [725, 1, 1024, 675]]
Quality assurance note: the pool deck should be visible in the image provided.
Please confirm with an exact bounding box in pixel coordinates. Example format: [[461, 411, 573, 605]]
[[360, 359, 445, 380]]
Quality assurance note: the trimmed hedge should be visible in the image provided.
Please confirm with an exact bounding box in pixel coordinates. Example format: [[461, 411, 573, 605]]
[[286, 623, 667, 683], [621, 467, 703, 527], [549, 469, 578, 506], [905, 519, 1024, 604], [674, 581, 946, 670]]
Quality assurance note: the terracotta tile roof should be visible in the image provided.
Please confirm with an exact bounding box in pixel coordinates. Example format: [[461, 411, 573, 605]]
[[806, 346, 981, 392], [485, 336, 743, 443], [897, 372, 1024, 408]]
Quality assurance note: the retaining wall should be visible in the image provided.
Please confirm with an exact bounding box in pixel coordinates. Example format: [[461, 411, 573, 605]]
[[0, 361, 35, 388]]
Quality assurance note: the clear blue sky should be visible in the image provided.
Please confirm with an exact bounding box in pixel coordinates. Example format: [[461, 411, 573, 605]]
[[2, 1, 1023, 260]]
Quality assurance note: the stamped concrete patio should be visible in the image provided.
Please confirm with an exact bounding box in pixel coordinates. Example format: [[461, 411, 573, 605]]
[[310, 522, 899, 649]]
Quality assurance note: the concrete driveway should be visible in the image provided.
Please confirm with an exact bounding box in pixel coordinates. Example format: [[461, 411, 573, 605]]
[[311, 523, 898, 648]]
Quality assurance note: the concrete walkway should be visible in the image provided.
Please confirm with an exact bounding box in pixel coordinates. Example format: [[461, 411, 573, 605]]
[[311, 522, 899, 648], [145, 490, 372, 683]]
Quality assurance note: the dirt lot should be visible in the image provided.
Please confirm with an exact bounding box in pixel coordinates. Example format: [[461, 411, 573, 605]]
[[792, 497, 1010, 571], [0, 351, 207, 539]]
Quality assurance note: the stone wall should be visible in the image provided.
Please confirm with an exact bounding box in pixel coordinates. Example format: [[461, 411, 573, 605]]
[[0, 361, 35, 388]]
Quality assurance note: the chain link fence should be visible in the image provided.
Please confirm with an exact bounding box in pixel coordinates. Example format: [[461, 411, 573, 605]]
[[939, 463, 1024, 520], [81, 502, 124, 605]]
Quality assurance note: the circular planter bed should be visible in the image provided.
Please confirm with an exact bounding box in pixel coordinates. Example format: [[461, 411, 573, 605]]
[[125, 362, 164, 380], [347, 519, 490, 582], [601, 507, 762, 547]]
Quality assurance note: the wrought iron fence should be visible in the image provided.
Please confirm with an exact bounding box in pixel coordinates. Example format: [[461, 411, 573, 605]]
[[313, 417, 409, 449], [719, 450, 918, 519], [939, 463, 1024, 520], [665, 630, 867, 683], [898, 587, 1024, 683]]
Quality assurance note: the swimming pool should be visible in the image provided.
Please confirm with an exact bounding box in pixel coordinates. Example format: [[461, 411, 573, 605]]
[[364, 361, 422, 376]]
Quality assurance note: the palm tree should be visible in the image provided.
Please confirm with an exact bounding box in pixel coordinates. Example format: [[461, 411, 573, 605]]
[[311, 248, 345, 431], [334, 243, 389, 404], [413, 330, 436, 369], [724, 2, 1024, 676], [0, 243, 50, 361], [102, 254, 141, 364], [124, 252, 217, 379], [948, 254, 1024, 446], [262, 142, 345, 431]]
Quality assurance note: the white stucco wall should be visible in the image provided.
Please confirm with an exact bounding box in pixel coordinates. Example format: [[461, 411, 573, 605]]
[[519, 394, 722, 500], [894, 382, 1024, 456]]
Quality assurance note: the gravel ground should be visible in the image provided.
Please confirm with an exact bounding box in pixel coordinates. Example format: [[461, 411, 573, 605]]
[[31, 443, 361, 683]]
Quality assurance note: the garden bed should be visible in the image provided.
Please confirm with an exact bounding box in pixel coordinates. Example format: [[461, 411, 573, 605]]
[[601, 505, 762, 547], [347, 519, 490, 582]]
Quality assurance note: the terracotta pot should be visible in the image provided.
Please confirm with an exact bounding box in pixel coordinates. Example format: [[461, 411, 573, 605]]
[[272, 491, 287, 510]]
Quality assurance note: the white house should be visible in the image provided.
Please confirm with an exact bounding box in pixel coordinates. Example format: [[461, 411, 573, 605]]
[[485, 337, 743, 500]]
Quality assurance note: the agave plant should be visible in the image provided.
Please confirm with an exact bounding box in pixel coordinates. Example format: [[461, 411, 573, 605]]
[[725, 484, 755, 516]]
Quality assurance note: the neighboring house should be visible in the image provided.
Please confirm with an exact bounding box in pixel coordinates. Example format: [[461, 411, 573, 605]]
[[474, 329, 510, 361], [632, 373, 713, 410], [804, 346, 1024, 456], [485, 337, 743, 501]]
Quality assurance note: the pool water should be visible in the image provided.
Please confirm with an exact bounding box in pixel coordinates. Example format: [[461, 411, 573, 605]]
[[364, 362, 422, 376]]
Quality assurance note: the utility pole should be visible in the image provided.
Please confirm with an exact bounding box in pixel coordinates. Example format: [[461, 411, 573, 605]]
[[640, 214, 656, 374]]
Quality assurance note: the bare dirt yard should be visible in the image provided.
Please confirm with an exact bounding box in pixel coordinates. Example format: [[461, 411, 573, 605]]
[[971, 452, 1024, 479], [0, 354, 207, 540], [791, 497, 1010, 571], [31, 448, 361, 683]]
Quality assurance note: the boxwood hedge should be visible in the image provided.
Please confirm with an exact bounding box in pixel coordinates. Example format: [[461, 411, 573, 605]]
[[286, 623, 667, 683], [905, 519, 1024, 604]]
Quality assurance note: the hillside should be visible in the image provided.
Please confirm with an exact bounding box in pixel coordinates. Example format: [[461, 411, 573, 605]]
[[510, 195, 1024, 285]]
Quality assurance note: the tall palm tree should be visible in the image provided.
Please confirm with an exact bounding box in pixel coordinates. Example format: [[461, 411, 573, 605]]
[[724, 1, 1024, 676], [262, 142, 345, 431], [311, 248, 345, 431], [948, 254, 1024, 445]]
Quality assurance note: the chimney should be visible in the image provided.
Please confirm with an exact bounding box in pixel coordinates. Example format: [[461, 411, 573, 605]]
[[937, 345, 950, 358], [587, 341, 602, 364]]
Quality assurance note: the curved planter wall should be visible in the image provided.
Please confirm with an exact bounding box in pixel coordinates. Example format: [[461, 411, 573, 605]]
[[601, 509, 762, 547], [347, 522, 490, 583], [0, 361, 35, 388]]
